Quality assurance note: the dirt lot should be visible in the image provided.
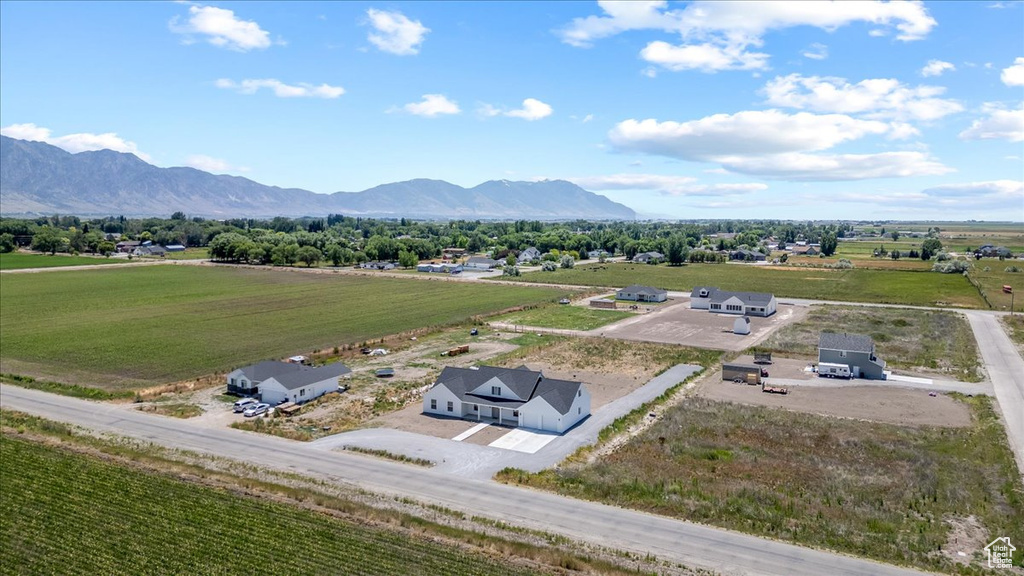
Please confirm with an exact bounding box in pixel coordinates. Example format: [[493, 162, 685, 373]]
[[599, 299, 807, 351], [731, 355, 815, 380], [697, 375, 972, 427]]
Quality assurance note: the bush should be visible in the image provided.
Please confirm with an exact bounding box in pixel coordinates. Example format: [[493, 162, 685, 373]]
[[1006, 265, 1022, 273], [502, 264, 520, 277], [932, 260, 970, 274], [826, 258, 854, 269], [934, 252, 951, 262], [559, 255, 575, 269]]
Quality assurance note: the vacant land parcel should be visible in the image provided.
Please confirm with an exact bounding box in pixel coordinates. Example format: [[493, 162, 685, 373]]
[[758, 305, 982, 381], [500, 396, 1024, 573], [0, 266, 566, 389], [511, 263, 986, 308], [0, 252, 131, 270]]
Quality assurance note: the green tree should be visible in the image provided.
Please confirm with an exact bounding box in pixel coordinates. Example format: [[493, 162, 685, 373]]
[[560, 254, 575, 269], [920, 238, 942, 260], [819, 231, 838, 256], [296, 246, 322, 267], [97, 241, 116, 257], [31, 226, 64, 255], [0, 233, 15, 253], [271, 243, 299, 266], [398, 250, 419, 269], [891, 230, 900, 241], [667, 235, 687, 266]]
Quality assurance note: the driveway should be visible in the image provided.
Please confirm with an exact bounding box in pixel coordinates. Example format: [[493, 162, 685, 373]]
[[311, 364, 703, 479]]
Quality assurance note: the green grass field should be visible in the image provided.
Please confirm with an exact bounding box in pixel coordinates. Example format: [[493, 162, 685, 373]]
[[493, 305, 633, 331], [0, 266, 566, 389], [510, 262, 986, 308], [968, 267, 1024, 312], [0, 436, 542, 576], [499, 396, 1024, 573], [0, 252, 129, 270]]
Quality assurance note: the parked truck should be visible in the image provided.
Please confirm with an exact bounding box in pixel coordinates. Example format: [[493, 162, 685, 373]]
[[722, 363, 768, 385], [818, 362, 852, 379]]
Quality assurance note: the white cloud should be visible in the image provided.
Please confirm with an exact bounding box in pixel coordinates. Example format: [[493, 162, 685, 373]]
[[215, 78, 345, 98], [184, 155, 249, 174], [716, 151, 953, 181], [834, 180, 1023, 209], [762, 74, 963, 121], [1002, 57, 1024, 86], [169, 5, 272, 51], [366, 8, 429, 55], [959, 103, 1024, 142], [560, 1, 935, 72], [1, 123, 151, 161], [569, 173, 767, 196], [400, 94, 461, 117], [479, 98, 553, 121], [506, 98, 553, 121], [802, 43, 828, 60], [582, 114, 594, 123], [609, 111, 896, 160], [920, 59, 955, 77]]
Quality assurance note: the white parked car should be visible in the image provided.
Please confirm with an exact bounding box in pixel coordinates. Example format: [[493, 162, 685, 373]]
[[243, 403, 270, 417], [369, 348, 388, 356], [232, 398, 258, 413]]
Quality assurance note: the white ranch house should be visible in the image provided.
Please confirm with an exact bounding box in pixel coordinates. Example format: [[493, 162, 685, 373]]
[[616, 285, 668, 303], [227, 361, 351, 405], [691, 286, 777, 317], [422, 366, 590, 434]]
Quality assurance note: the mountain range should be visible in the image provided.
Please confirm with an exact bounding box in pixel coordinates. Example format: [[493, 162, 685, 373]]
[[0, 136, 635, 220]]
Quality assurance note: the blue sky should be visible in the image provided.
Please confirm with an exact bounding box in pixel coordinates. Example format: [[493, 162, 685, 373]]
[[1, 1, 1022, 220]]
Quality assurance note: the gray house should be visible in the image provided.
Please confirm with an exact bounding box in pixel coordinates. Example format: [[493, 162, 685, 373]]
[[517, 247, 541, 263], [818, 333, 886, 380], [633, 251, 664, 264], [465, 256, 501, 270], [616, 285, 668, 302]]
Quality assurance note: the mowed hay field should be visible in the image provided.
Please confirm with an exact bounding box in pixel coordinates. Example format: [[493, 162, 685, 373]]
[[0, 252, 130, 270], [499, 397, 1024, 573], [512, 262, 985, 308], [0, 436, 542, 576], [759, 305, 983, 381], [0, 266, 566, 389]]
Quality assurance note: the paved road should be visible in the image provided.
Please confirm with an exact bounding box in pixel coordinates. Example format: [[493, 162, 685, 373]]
[[963, 311, 1024, 476], [314, 364, 702, 479], [0, 385, 928, 576]]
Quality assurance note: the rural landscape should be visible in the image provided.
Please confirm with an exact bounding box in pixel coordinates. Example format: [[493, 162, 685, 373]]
[[2, 1, 1023, 575]]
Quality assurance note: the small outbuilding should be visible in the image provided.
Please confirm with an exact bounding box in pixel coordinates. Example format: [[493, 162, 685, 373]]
[[733, 316, 751, 335]]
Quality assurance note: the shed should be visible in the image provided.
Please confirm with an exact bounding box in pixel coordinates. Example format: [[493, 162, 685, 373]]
[[733, 316, 751, 335]]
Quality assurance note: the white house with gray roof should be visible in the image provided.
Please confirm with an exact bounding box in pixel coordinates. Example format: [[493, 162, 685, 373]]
[[226, 361, 351, 405], [690, 286, 776, 317], [818, 333, 886, 380], [517, 247, 541, 263], [616, 285, 668, 302], [422, 365, 590, 434]]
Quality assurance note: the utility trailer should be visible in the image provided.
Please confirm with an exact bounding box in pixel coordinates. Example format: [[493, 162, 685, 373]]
[[722, 363, 768, 385], [761, 383, 789, 395]]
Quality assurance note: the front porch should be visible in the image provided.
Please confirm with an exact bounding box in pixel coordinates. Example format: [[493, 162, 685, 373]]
[[460, 402, 520, 427]]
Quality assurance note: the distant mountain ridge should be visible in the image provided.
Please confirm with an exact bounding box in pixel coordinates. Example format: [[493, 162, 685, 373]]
[[0, 136, 635, 220]]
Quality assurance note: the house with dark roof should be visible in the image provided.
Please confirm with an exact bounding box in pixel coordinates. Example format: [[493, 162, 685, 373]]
[[116, 240, 141, 253], [616, 285, 668, 303], [133, 245, 167, 257], [226, 360, 351, 405], [818, 332, 886, 379], [422, 365, 590, 433], [690, 286, 777, 317], [729, 249, 766, 262]]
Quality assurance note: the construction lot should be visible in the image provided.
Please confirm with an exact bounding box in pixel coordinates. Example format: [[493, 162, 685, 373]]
[[598, 298, 807, 351]]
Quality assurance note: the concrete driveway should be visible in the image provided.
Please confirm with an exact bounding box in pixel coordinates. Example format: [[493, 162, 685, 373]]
[[311, 364, 702, 479]]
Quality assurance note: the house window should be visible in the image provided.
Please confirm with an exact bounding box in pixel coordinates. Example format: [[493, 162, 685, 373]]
[[430, 399, 437, 410], [472, 405, 478, 411], [491, 386, 501, 396], [513, 410, 519, 417], [839, 350, 847, 358], [711, 304, 721, 310], [230, 378, 236, 386], [300, 389, 306, 397], [578, 407, 581, 415], [577, 390, 581, 397], [447, 401, 453, 412], [726, 304, 742, 311]]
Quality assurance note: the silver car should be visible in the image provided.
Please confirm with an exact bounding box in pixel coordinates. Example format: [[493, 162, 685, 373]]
[[243, 403, 270, 417]]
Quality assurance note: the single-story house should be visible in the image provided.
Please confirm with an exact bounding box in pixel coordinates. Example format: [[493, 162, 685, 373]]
[[417, 262, 463, 273], [818, 332, 886, 380], [164, 244, 186, 252], [441, 247, 466, 260], [729, 249, 766, 262], [690, 286, 777, 317], [133, 245, 167, 257], [465, 256, 501, 270], [360, 261, 396, 270], [616, 285, 668, 303], [633, 251, 664, 264], [791, 245, 819, 256], [975, 245, 1012, 258], [422, 365, 590, 434], [587, 249, 612, 259], [116, 240, 141, 253], [226, 360, 352, 405], [517, 247, 541, 263]]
